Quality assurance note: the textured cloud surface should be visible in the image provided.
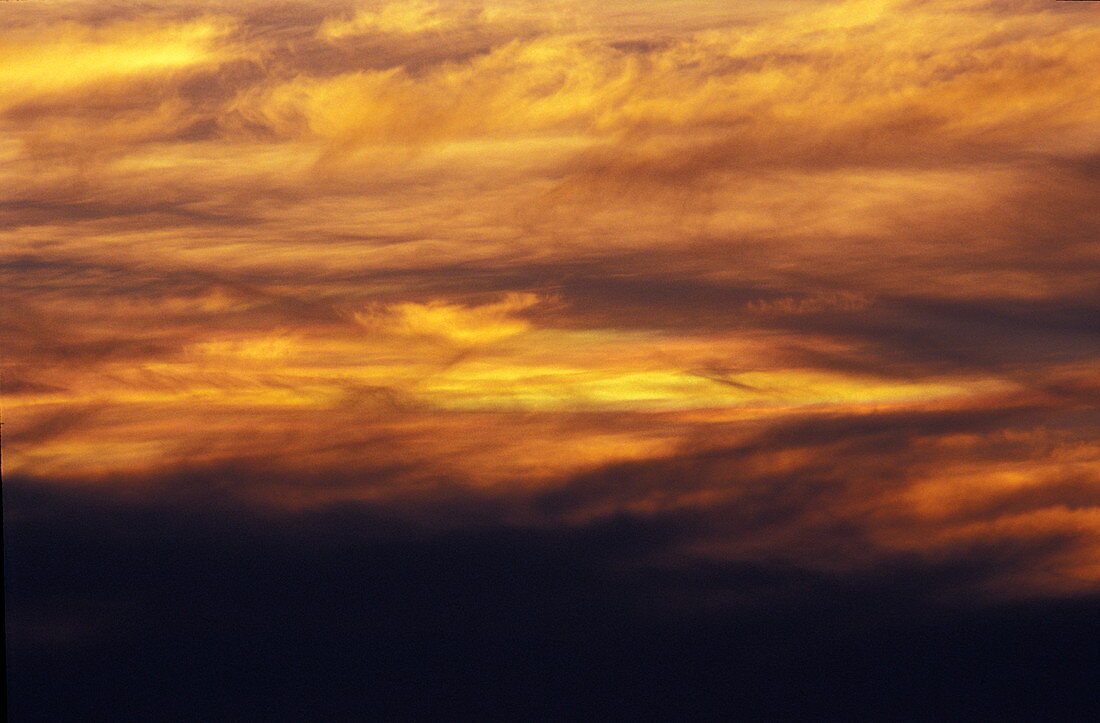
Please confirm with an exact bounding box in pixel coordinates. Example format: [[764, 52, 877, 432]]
[[3, 0, 1099, 716]]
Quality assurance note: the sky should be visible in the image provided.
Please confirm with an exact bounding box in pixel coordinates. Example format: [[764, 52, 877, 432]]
[[4, 0, 1100, 717]]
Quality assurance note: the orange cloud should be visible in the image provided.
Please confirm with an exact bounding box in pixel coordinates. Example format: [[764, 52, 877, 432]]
[[2, 0, 1097, 605]]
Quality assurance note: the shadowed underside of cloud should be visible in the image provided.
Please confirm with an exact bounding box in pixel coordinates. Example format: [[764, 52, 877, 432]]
[[6, 467, 1100, 720], [7, 399, 1099, 599]]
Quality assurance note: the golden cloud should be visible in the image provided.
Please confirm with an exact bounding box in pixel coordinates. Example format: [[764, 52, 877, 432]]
[[3, 0, 1098, 602]]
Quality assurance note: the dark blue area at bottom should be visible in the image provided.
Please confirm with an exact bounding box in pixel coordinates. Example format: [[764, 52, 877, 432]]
[[5, 480, 1099, 721]]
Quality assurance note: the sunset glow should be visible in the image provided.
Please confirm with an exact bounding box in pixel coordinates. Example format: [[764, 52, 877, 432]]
[[4, 1, 1099, 717]]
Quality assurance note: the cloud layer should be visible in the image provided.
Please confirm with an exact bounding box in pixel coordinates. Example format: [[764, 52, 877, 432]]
[[3, 1, 1099, 715]]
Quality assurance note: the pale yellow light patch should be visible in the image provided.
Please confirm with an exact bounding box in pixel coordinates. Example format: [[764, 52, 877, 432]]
[[0, 18, 236, 106], [357, 293, 540, 345]]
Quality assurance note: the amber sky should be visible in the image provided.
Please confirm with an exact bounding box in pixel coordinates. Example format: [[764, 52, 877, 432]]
[[3, 0, 1100, 677]]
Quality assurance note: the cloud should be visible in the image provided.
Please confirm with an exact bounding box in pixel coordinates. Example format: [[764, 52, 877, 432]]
[[356, 291, 541, 344], [7, 390, 1096, 598], [320, 1, 471, 38], [3, 2, 1098, 713], [0, 17, 237, 106], [6, 463, 1100, 718]]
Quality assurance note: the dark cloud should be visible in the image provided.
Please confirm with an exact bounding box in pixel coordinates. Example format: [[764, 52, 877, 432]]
[[6, 473, 1100, 719]]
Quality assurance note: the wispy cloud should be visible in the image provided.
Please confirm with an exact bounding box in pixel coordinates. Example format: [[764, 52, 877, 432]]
[[3, 0, 1098, 628]]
